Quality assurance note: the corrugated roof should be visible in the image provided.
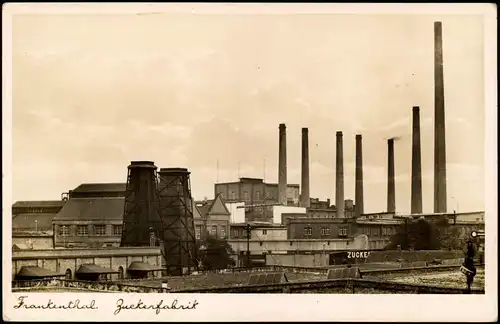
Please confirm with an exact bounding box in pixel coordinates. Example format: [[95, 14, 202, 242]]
[[16, 266, 65, 278], [54, 197, 125, 221], [76, 264, 119, 274], [127, 261, 164, 272], [72, 183, 126, 193], [12, 200, 65, 208], [12, 213, 56, 232]]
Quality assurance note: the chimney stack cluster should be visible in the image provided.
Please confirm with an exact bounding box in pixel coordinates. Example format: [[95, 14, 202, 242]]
[[277, 123, 365, 217], [277, 21, 448, 216]]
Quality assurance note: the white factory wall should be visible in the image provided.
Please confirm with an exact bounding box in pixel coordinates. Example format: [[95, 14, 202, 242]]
[[272, 206, 306, 224], [228, 238, 366, 254], [250, 227, 288, 241], [226, 202, 246, 223], [265, 253, 330, 267]]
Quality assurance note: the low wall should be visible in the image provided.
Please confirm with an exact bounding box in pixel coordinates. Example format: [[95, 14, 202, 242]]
[[359, 265, 467, 278], [365, 250, 464, 263], [11, 277, 484, 294], [175, 278, 484, 294]]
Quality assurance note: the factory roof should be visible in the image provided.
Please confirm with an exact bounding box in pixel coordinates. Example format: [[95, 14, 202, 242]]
[[16, 266, 65, 278], [356, 219, 403, 225], [216, 179, 300, 187], [192, 203, 204, 219], [12, 213, 56, 232], [54, 197, 125, 221], [230, 222, 285, 228], [264, 183, 300, 187], [127, 261, 165, 272], [12, 200, 65, 208], [12, 244, 33, 251], [195, 200, 212, 218], [76, 264, 119, 274], [195, 194, 230, 218], [71, 183, 126, 193], [207, 194, 231, 215]]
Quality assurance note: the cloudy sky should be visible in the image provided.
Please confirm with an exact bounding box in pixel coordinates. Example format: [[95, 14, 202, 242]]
[[10, 11, 486, 213]]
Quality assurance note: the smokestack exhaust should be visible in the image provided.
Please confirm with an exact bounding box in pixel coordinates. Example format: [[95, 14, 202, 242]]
[[387, 138, 395, 213], [434, 21, 447, 213], [411, 106, 423, 214], [335, 131, 345, 217], [278, 123, 287, 206], [355, 134, 364, 217], [300, 128, 310, 208]]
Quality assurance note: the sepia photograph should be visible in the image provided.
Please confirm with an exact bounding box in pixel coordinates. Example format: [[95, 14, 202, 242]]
[[3, 3, 497, 322]]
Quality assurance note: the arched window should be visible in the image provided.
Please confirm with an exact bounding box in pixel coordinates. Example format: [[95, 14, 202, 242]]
[[118, 266, 124, 280], [65, 269, 72, 280]]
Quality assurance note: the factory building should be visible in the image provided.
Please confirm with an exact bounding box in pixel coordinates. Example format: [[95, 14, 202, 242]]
[[53, 183, 126, 248], [47, 181, 232, 249], [214, 177, 300, 223], [12, 247, 164, 281], [286, 218, 354, 240], [309, 198, 332, 210], [12, 200, 65, 250], [193, 194, 231, 240]]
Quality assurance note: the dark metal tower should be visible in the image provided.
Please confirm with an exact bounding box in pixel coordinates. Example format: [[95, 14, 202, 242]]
[[120, 161, 162, 247], [157, 168, 198, 276]]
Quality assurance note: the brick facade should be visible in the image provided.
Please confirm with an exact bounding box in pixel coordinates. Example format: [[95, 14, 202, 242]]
[[214, 178, 300, 222]]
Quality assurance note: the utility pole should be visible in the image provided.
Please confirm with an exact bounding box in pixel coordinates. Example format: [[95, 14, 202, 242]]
[[246, 223, 251, 268]]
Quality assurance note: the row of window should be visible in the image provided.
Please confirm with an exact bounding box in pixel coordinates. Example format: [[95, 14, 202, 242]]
[[219, 191, 273, 201], [303, 227, 348, 237], [13, 207, 59, 214], [360, 226, 397, 236], [195, 225, 227, 240], [230, 229, 270, 239], [58, 225, 123, 237]]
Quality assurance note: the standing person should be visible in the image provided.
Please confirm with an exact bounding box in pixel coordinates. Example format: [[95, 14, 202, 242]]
[[463, 239, 477, 293]]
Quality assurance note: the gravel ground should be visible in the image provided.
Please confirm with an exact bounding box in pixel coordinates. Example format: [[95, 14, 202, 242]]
[[373, 269, 485, 290]]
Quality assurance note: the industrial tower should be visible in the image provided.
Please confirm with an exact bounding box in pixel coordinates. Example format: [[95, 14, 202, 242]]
[[157, 168, 198, 276]]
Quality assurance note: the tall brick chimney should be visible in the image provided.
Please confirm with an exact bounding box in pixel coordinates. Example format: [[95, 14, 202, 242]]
[[434, 21, 447, 213], [335, 131, 345, 217], [411, 106, 423, 214], [300, 127, 310, 208], [278, 123, 287, 206], [387, 138, 396, 213], [355, 134, 364, 217]]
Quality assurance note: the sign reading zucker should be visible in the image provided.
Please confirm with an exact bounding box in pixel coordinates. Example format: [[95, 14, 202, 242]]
[[347, 251, 371, 259]]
